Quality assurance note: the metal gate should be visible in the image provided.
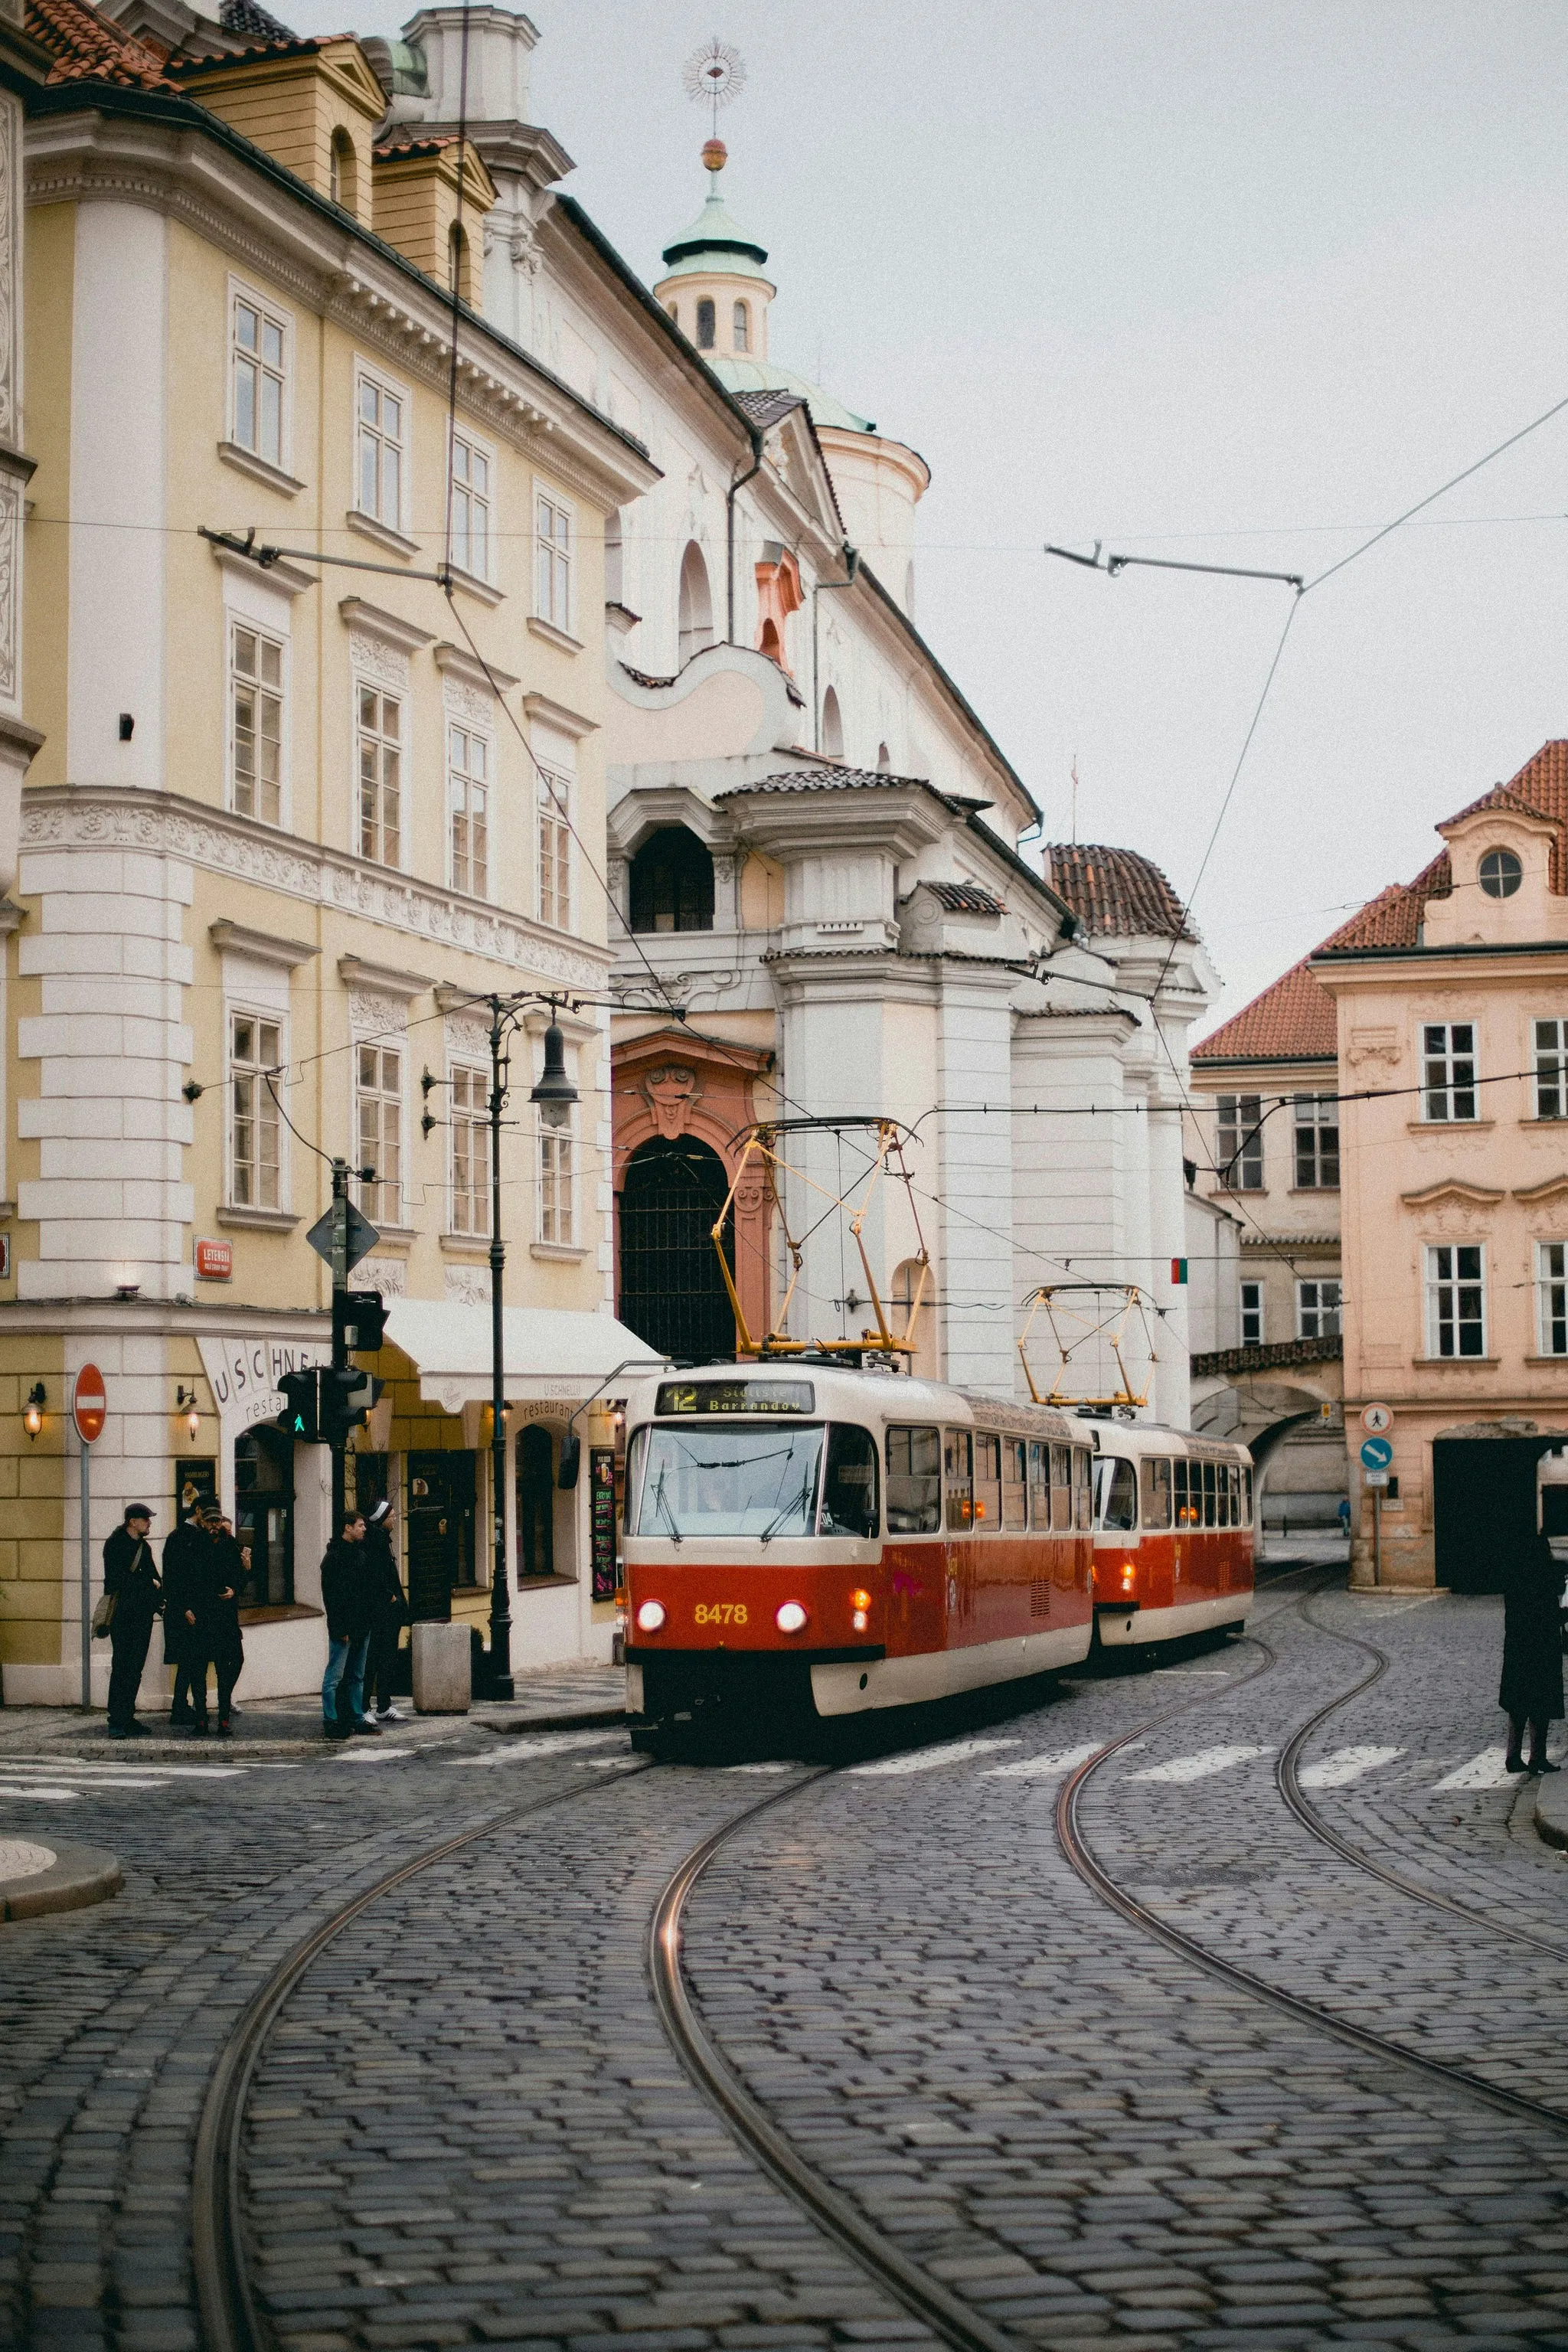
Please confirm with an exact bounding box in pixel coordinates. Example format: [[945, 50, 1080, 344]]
[[618, 1135, 737, 1365]]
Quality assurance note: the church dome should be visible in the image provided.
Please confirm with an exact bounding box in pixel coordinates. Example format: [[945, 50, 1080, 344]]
[[660, 185, 771, 283]]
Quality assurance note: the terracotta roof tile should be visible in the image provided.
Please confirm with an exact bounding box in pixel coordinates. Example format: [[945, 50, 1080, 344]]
[[925, 880, 1004, 915], [28, 0, 179, 87], [715, 766, 929, 798], [1317, 852, 1452, 952], [1192, 957, 1337, 1063], [1045, 843, 1193, 942]]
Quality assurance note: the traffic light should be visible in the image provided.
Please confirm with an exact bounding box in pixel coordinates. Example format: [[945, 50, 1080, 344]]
[[337, 1289, 387, 1354], [319, 1364, 384, 1445], [278, 1368, 324, 1442]]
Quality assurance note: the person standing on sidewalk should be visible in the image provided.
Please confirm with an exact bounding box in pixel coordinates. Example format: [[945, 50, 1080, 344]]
[[320, 1511, 379, 1740], [102, 1504, 162, 1740], [362, 1497, 408, 1725], [205, 1508, 247, 1737], [161, 1504, 212, 1728], [1502, 1529, 1565, 1776]]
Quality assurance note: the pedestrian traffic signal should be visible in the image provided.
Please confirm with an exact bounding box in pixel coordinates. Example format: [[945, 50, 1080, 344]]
[[277, 1367, 324, 1442], [319, 1365, 384, 1445], [337, 1289, 387, 1354]]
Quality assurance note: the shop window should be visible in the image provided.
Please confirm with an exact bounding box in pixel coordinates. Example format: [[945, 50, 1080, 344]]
[[517, 1423, 556, 1579], [234, 1426, 294, 1606]]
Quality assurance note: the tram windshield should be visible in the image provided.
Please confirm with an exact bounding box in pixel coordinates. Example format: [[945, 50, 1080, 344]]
[[1093, 1455, 1138, 1532], [627, 1421, 880, 1540]]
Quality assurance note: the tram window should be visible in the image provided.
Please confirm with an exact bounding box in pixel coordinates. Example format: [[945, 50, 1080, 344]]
[[887, 1424, 941, 1534], [1002, 1438, 1027, 1530], [1095, 1455, 1138, 1532], [821, 1424, 879, 1538], [1050, 1443, 1072, 1532], [944, 1429, 973, 1531], [1074, 1448, 1093, 1530], [974, 1432, 1002, 1529], [1027, 1440, 1050, 1528], [1227, 1463, 1241, 1525], [1141, 1458, 1173, 1530], [1201, 1459, 1217, 1527], [1243, 1466, 1253, 1526]]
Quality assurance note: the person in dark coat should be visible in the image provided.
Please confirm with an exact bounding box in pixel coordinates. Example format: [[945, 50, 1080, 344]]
[[168, 1512, 230, 1736], [320, 1511, 378, 1740], [1501, 1532, 1565, 1775], [162, 1508, 214, 1726], [204, 1509, 247, 1736], [362, 1498, 408, 1724], [103, 1504, 162, 1738]]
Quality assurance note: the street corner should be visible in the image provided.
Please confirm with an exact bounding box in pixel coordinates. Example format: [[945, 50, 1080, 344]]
[[0, 1836, 121, 1922]]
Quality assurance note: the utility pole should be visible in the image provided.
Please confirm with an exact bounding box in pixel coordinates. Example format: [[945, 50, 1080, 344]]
[[487, 998, 514, 1700]]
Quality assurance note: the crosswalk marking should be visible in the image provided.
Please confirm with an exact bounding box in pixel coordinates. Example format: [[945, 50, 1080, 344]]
[[0, 1760, 244, 1781], [0, 1785, 80, 1802], [1128, 1743, 1272, 1783], [850, 1736, 1020, 1777], [452, 1730, 625, 1766], [982, 1743, 1102, 1780], [1297, 1743, 1404, 1788], [1434, 1748, 1520, 1791]]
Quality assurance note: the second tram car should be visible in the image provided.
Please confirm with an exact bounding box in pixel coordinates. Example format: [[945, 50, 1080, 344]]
[[1089, 1418, 1256, 1648]]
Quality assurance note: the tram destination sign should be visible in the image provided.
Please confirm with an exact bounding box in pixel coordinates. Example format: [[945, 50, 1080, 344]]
[[656, 1379, 815, 1416]]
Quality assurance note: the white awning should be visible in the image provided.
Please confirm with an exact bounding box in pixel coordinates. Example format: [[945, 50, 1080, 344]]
[[384, 1299, 665, 1410]]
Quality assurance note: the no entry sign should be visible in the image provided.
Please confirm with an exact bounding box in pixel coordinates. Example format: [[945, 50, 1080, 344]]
[[73, 1363, 107, 1444]]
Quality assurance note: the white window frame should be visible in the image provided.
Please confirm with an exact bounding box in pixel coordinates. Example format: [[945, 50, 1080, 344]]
[[537, 1108, 576, 1247], [1538, 1242, 1568, 1356], [354, 1036, 405, 1228], [1292, 1093, 1339, 1189], [1216, 1093, 1264, 1190], [228, 279, 291, 472], [355, 675, 404, 871], [448, 1061, 491, 1237], [1296, 1278, 1342, 1341], [227, 616, 287, 828], [1239, 1279, 1263, 1347], [1425, 1242, 1487, 1359], [448, 427, 495, 585], [1534, 1019, 1568, 1119], [354, 361, 410, 534], [536, 765, 573, 932], [535, 491, 573, 632], [226, 1005, 286, 1211], [1422, 1021, 1478, 1122], [447, 717, 491, 900]]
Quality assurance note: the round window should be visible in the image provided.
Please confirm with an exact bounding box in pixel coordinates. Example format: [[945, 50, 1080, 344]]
[[1479, 848, 1522, 899]]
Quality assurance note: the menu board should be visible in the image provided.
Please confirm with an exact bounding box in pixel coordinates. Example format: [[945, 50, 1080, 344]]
[[590, 1446, 618, 1602]]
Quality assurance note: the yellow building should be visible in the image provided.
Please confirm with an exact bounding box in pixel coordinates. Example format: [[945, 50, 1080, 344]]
[[1, 6, 661, 1705]]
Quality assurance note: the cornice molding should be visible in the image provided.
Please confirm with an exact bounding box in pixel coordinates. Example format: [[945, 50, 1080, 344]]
[[1400, 1179, 1505, 1208], [209, 917, 318, 967], [20, 787, 610, 989], [338, 596, 436, 655]]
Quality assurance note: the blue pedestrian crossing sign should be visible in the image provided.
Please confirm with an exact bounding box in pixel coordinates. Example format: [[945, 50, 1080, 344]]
[[1360, 1436, 1393, 1472]]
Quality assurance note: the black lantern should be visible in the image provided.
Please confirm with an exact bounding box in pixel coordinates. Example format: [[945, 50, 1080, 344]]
[[529, 1018, 578, 1128]]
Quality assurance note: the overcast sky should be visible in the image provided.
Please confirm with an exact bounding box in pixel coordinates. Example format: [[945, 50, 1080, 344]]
[[291, 0, 1568, 1031]]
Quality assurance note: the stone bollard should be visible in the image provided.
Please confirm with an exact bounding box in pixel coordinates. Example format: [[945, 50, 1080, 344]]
[[412, 1622, 472, 1714]]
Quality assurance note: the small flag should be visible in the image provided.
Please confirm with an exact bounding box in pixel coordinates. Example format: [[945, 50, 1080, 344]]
[[1171, 1258, 1187, 1285]]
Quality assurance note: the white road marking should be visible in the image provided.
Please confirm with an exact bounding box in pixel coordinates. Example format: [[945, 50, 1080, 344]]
[[0, 1761, 244, 1781], [1434, 1748, 1521, 1791], [982, 1743, 1102, 1780], [718, 1762, 795, 1774], [337, 1747, 413, 1762], [0, 1785, 80, 1802], [1297, 1744, 1404, 1788], [849, 1737, 1020, 1776], [580, 1753, 637, 1768], [1128, 1744, 1272, 1783], [452, 1730, 625, 1766]]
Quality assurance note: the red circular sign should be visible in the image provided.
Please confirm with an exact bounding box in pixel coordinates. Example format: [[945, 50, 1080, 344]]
[[73, 1363, 107, 1444]]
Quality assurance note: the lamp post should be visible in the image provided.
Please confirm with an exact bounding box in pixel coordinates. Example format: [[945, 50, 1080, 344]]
[[485, 993, 578, 1700]]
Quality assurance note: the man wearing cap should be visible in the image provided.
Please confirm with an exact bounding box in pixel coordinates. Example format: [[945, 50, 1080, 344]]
[[361, 1497, 409, 1725], [102, 1504, 162, 1739]]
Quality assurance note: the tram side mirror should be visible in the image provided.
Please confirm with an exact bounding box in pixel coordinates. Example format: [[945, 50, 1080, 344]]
[[557, 1431, 581, 1491]]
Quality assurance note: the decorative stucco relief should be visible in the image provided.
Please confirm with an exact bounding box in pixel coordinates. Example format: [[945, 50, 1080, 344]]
[[20, 792, 606, 988], [348, 988, 409, 1036], [348, 631, 410, 694], [443, 676, 493, 731], [0, 97, 17, 448], [642, 1063, 701, 1138], [445, 1263, 491, 1305], [445, 1013, 492, 1063], [357, 1254, 407, 1298], [1347, 1027, 1401, 1069], [0, 475, 18, 706]]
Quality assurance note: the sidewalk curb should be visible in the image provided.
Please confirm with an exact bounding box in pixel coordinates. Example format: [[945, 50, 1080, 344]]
[[1533, 1774, 1568, 1853], [489, 1707, 626, 1736], [1, 1841, 122, 1922]]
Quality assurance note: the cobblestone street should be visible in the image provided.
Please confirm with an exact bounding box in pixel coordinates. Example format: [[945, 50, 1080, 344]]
[[2, 1570, 1566, 2352]]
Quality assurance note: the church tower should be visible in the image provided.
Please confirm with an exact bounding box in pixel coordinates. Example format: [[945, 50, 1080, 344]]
[[652, 138, 776, 364]]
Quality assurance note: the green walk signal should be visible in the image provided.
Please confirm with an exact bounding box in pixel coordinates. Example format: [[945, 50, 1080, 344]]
[[277, 1367, 325, 1443]]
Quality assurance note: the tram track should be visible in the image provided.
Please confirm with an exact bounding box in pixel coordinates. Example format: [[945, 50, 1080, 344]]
[[1277, 1592, 1568, 1963]]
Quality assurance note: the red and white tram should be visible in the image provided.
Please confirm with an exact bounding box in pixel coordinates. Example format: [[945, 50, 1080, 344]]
[[620, 1361, 1256, 1741], [1089, 1419, 1256, 1648]]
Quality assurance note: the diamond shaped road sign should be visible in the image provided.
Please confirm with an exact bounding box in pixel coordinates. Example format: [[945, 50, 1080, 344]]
[[305, 1200, 381, 1275]]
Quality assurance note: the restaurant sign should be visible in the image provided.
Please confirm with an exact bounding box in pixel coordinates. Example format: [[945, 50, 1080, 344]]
[[197, 1333, 332, 1434]]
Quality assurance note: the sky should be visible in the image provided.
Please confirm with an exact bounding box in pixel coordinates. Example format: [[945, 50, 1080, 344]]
[[289, 0, 1568, 1032]]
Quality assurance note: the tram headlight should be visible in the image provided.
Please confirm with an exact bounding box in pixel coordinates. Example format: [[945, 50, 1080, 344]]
[[775, 1600, 808, 1635], [851, 1589, 871, 1610], [635, 1599, 667, 1633]]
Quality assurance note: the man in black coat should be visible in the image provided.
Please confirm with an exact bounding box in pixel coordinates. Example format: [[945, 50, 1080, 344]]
[[1501, 1534, 1565, 1775], [320, 1511, 379, 1740], [362, 1497, 408, 1724], [103, 1504, 162, 1738], [204, 1509, 247, 1736], [162, 1508, 214, 1727]]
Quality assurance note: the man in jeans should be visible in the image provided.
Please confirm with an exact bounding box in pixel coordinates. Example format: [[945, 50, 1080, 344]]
[[319, 1511, 379, 1740]]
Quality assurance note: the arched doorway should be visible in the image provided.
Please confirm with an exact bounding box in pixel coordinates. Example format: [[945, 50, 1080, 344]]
[[516, 1423, 555, 1581], [678, 541, 714, 666], [619, 1135, 737, 1364]]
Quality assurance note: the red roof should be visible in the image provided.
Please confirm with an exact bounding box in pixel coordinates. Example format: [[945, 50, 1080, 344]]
[[1046, 843, 1193, 941], [27, 0, 179, 87], [1192, 957, 1336, 1063]]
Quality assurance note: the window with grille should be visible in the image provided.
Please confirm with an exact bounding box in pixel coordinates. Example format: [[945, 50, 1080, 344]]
[[229, 1012, 281, 1209], [1296, 1279, 1341, 1339], [231, 292, 286, 467], [1539, 1243, 1568, 1356], [538, 1119, 574, 1246], [1535, 1020, 1568, 1119], [448, 722, 488, 897], [537, 770, 571, 930], [733, 300, 750, 351], [1216, 1094, 1263, 1189], [230, 623, 283, 825], [1426, 1243, 1485, 1358], [1423, 1022, 1478, 1122], [357, 1044, 403, 1224], [357, 374, 404, 526], [449, 435, 491, 580], [1240, 1279, 1263, 1345], [358, 684, 402, 867], [1293, 1093, 1339, 1187], [449, 1065, 489, 1236], [535, 494, 572, 630]]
